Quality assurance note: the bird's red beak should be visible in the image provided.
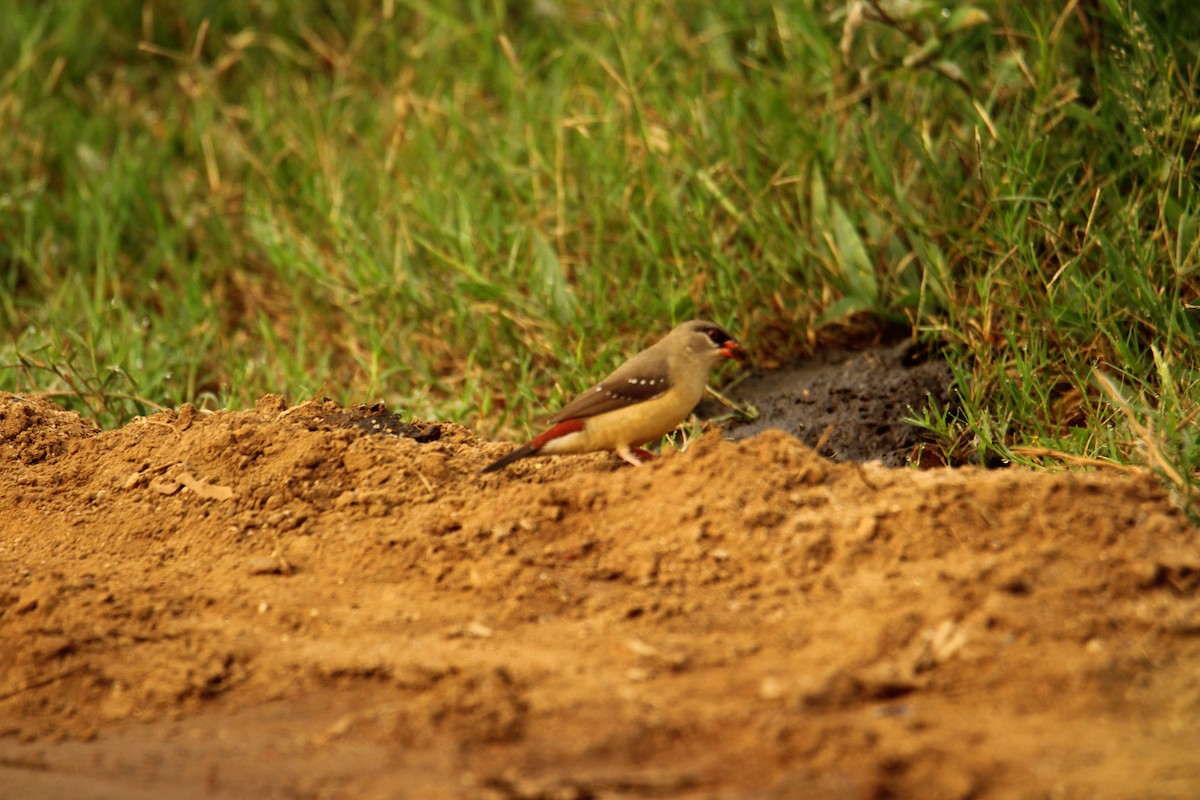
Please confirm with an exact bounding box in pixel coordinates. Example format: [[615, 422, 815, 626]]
[[720, 340, 747, 361]]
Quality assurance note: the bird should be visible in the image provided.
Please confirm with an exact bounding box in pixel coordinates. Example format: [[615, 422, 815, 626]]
[[482, 320, 746, 473]]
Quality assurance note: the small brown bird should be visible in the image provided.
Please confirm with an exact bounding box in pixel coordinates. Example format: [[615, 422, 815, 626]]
[[482, 320, 746, 473]]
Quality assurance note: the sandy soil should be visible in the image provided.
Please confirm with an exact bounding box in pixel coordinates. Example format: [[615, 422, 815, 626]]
[[1, 390, 1198, 799]]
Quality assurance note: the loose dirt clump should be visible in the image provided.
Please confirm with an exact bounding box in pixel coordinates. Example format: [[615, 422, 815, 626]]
[[1, 391, 1198, 799], [0, 393, 98, 465]]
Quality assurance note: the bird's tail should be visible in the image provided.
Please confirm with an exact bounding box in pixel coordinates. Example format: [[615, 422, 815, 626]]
[[481, 443, 540, 474], [481, 418, 585, 474]]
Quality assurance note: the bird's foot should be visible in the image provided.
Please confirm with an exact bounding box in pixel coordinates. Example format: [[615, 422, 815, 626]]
[[618, 447, 656, 466]]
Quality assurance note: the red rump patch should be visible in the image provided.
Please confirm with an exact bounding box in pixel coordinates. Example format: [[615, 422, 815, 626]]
[[530, 418, 584, 448]]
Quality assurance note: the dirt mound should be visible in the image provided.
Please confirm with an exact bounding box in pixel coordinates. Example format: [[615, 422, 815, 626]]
[[2, 392, 1198, 799], [1, 393, 98, 465]]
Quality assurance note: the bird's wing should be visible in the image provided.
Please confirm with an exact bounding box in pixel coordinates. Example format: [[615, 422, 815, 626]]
[[550, 348, 672, 422]]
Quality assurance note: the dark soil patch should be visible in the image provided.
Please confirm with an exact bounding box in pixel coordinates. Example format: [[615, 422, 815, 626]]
[[720, 340, 953, 466]]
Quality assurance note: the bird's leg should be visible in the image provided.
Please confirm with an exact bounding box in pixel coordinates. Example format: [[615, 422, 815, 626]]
[[617, 446, 655, 466]]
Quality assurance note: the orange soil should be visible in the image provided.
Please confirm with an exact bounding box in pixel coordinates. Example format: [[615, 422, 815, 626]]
[[1, 392, 1198, 799]]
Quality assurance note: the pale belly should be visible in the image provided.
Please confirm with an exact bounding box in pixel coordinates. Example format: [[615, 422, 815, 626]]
[[540, 383, 704, 455]]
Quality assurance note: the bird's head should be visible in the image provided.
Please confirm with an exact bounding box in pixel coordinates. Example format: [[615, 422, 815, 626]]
[[675, 320, 747, 363]]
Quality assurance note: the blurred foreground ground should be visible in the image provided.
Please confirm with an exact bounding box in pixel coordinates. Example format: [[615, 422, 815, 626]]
[[1, 391, 1198, 799]]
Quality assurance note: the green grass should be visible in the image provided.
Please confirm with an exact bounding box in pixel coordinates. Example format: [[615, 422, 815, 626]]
[[2, 0, 1198, 512]]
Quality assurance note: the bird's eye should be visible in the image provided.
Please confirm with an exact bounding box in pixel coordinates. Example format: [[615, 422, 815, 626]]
[[704, 326, 730, 345]]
